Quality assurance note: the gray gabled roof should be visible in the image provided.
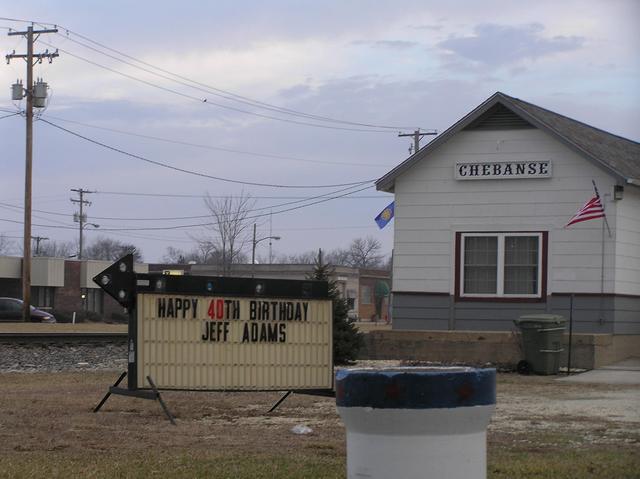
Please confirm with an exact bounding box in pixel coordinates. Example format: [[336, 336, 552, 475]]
[[376, 92, 640, 192]]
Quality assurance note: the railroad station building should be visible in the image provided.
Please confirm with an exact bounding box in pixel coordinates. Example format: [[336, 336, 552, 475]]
[[375, 92, 639, 361]]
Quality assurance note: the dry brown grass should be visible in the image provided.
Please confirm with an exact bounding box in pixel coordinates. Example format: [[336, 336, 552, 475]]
[[0, 371, 638, 478]]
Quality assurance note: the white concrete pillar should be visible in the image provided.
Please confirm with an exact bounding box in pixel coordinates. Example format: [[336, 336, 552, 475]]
[[336, 367, 496, 479]]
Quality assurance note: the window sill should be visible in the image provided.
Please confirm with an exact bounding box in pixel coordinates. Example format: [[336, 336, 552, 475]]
[[455, 295, 545, 303]]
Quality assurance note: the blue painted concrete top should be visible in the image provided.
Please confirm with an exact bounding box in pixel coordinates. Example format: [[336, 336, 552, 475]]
[[335, 367, 496, 409]]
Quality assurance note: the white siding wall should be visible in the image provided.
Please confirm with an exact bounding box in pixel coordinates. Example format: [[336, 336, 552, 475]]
[[615, 186, 640, 295], [392, 129, 620, 295]]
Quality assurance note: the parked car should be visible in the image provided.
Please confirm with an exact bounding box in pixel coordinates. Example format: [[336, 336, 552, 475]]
[[0, 297, 56, 323]]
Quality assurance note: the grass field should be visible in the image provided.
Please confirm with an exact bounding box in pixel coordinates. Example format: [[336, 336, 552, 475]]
[[1, 371, 638, 478]]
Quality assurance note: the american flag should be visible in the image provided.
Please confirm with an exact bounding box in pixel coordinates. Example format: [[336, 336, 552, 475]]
[[565, 195, 605, 227]]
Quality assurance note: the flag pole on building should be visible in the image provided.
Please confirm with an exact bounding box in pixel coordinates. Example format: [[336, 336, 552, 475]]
[[564, 181, 612, 328], [591, 180, 611, 238], [592, 180, 609, 323]]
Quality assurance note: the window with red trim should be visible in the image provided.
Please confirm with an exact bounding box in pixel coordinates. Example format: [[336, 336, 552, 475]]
[[459, 232, 544, 298]]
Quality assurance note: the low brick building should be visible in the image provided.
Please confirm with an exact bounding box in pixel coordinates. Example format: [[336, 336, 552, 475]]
[[0, 256, 148, 320]]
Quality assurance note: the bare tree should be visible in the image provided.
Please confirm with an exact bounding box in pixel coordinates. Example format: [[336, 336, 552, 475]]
[[163, 244, 225, 265], [163, 246, 188, 264], [200, 192, 255, 274], [347, 236, 384, 268], [34, 239, 76, 258], [325, 248, 351, 266], [274, 242, 384, 268], [84, 236, 143, 262], [0, 235, 14, 255], [275, 250, 317, 264]]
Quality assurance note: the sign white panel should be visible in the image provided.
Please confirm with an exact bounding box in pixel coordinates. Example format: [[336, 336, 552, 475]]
[[136, 293, 333, 391], [455, 160, 552, 180]]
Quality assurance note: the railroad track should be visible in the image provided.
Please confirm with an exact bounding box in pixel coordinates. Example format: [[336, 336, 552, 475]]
[[0, 331, 128, 345]]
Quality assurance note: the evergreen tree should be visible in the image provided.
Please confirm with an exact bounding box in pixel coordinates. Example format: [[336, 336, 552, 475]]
[[309, 249, 364, 364]]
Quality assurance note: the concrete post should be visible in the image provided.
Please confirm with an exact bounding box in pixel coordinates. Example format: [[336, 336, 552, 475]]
[[336, 367, 496, 479]]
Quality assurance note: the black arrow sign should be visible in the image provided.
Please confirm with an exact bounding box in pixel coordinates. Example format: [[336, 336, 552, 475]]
[[92, 254, 136, 308]]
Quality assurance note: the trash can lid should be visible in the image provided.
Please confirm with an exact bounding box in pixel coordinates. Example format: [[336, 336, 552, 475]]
[[335, 367, 496, 409], [514, 314, 565, 325]]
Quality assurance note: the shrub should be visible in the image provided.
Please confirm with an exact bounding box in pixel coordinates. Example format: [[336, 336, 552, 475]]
[[308, 250, 364, 365]]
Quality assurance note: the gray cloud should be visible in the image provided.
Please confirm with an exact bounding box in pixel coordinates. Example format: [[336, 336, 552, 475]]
[[438, 23, 584, 66], [374, 40, 420, 50], [277, 84, 313, 99], [409, 24, 443, 31], [352, 40, 420, 50]]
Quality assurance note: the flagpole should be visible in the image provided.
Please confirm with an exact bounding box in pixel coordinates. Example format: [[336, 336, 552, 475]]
[[599, 215, 606, 324], [592, 180, 608, 324], [592, 180, 611, 237]]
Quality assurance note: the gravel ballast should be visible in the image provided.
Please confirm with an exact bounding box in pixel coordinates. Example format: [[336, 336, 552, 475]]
[[0, 343, 127, 373]]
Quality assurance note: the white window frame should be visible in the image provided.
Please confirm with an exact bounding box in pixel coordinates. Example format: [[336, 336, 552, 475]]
[[460, 232, 543, 299], [361, 285, 372, 305]]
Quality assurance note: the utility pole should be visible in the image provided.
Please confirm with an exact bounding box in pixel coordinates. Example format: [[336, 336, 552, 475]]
[[252, 223, 257, 278], [251, 223, 280, 278], [398, 129, 437, 155], [32, 235, 49, 255], [71, 188, 95, 259], [6, 25, 58, 321]]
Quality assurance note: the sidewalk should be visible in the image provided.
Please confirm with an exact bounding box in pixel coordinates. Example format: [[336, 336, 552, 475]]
[[558, 358, 640, 385]]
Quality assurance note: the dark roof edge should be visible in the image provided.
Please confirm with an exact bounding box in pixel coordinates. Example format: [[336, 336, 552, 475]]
[[376, 92, 637, 192], [501, 94, 640, 147], [498, 94, 630, 184], [376, 92, 504, 192]]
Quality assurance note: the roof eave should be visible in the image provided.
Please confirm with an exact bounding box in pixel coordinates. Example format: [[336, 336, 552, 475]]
[[377, 92, 634, 191], [375, 92, 506, 192], [499, 96, 630, 184]]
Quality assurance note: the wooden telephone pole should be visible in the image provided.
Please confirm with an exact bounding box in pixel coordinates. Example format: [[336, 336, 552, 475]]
[[6, 25, 59, 321], [71, 188, 96, 259], [398, 129, 437, 155]]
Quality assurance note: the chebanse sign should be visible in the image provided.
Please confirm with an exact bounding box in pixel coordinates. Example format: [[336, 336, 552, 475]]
[[455, 160, 551, 180], [136, 293, 333, 391]]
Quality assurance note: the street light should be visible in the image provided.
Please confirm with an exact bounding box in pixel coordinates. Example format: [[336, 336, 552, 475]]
[[252, 223, 280, 277], [78, 223, 99, 259]]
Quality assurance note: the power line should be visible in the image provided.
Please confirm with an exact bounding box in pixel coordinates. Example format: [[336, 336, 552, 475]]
[[0, 112, 21, 120], [0, 17, 48, 23], [40, 40, 395, 134], [40, 113, 390, 168], [39, 118, 376, 188], [0, 182, 374, 225], [0, 217, 76, 230], [90, 184, 374, 232], [0, 202, 75, 227], [94, 191, 383, 199], [0, 183, 373, 232], [90, 229, 195, 245], [52, 26, 420, 131]]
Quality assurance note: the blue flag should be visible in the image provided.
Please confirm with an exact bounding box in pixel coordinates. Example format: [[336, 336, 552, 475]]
[[375, 201, 395, 229]]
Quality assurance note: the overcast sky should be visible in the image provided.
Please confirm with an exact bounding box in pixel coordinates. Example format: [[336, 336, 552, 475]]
[[1, 0, 638, 263]]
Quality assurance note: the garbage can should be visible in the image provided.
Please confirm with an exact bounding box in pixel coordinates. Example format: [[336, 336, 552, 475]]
[[514, 314, 565, 375], [336, 367, 496, 479]]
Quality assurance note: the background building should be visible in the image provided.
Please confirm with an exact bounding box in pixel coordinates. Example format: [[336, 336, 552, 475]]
[[376, 92, 639, 338], [0, 256, 148, 320]]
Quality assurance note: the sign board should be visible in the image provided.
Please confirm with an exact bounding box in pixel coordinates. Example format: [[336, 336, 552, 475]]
[[455, 160, 552, 180], [94, 255, 333, 392], [136, 293, 332, 390]]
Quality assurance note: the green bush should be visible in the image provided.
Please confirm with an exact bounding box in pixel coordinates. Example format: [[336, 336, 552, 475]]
[[308, 251, 364, 365]]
